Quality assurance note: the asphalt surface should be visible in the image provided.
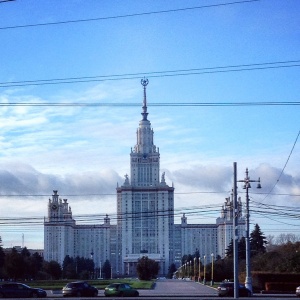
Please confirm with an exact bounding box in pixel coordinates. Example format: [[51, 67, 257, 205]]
[[138, 279, 218, 297], [46, 279, 295, 299]]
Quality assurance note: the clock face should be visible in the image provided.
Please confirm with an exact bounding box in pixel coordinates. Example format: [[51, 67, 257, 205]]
[[51, 204, 58, 211]]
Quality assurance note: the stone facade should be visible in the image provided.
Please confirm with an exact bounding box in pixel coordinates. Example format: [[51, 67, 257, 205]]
[[44, 81, 245, 275]]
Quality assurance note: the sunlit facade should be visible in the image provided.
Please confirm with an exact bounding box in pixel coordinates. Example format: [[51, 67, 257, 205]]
[[44, 80, 245, 275], [116, 79, 174, 275]]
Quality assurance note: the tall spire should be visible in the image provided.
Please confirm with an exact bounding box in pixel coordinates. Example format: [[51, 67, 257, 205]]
[[141, 77, 149, 120]]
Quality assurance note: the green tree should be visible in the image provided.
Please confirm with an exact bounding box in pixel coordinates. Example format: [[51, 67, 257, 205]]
[[214, 258, 233, 281], [102, 260, 111, 279], [167, 263, 177, 279], [62, 255, 77, 278], [238, 236, 246, 260], [136, 256, 160, 280], [252, 250, 282, 272], [225, 237, 248, 260], [181, 253, 194, 265], [225, 239, 234, 258], [250, 224, 267, 256], [63, 255, 76, 279], [20, 247, 33, 280], [21, 247, 31, 258], [4, 247, 26, 280], [62, 255, 95, 279], [43, 260, 62, 279], [28, 252, 44, 279], [194, 249, 200, 260], [0, 237, 5, 278]]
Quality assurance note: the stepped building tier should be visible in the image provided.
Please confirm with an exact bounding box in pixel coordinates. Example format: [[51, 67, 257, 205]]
[[44, 80, 245, 276], [116, 78, 175, 275]]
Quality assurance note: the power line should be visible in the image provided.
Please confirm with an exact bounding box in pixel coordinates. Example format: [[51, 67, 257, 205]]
[[261, 129, 300, 202], [0, 190, 299, 198], [0, 101, 300, 107], [1, 201, 299, 236], [1, 101, 300, 107], [1, 200, 300, 224], [0, 61, 299, 88], [3, 59, 296, 85], [0, 0, 259, 30], [251, 199, 300, 211], [251, 215, 300, 230], [0, 205, 223, 225], [0, 101, 300, 108]]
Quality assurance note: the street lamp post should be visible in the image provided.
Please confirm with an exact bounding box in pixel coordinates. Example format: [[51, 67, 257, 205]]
[[194, 257, 196, 280], [203, 255, 206, 285], [198, 257, 201, 282], [238, 167, 261, 295], [90, 251, 94, 279], [211, 253, 214, 286], [100, 261, 102, 279], [186, 261, 190, 278], [190, 260, 192, 278]]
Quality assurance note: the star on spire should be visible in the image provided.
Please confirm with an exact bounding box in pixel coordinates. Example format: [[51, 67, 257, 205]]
[[141, 78, 149, 120]]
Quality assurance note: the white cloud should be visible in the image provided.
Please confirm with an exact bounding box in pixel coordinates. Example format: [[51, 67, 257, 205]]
[[0, 82, 299, 248], [169, 164, 232, 191]]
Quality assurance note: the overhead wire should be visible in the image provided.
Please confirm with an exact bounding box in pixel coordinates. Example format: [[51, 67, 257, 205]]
[[248, 198, 300, 229], [0, 60, 299, 88], [1, 200, 300, 226], [0, 0, 260, 30], [1, 0, 299, 242], [0, 204, 224, 224], [1, 198, 300, 236], [1, 59, 298, 86], [251, 211, 300, 226], [260, 129, 300, 203], [0, 190, 299, 198], [0, 102, 299, 107]]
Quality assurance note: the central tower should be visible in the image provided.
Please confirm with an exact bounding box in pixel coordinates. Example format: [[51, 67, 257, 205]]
[[130, 78, 160, 187], [116, 79, 175, 276]]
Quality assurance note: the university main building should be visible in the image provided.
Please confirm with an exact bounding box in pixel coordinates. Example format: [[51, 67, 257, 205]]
[[44, 80, 245, 276]]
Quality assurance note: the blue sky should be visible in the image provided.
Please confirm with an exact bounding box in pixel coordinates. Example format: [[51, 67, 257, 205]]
[[0, 0, 299, 249]]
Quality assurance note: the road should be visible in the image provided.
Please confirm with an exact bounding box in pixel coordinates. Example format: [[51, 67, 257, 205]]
[[45, 279, 295, 299], [137, 279, 218, 297]]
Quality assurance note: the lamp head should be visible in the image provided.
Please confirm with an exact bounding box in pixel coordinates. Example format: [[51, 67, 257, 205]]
[[243, 182, 251, 189], [257, 178, 262, 189]]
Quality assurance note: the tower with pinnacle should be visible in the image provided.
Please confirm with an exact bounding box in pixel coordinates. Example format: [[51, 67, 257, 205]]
[[116, 79, 175, 275]]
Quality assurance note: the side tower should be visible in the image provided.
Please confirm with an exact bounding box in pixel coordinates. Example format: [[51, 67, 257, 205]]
[[117, 79, 175, 276], [44, 190, 75, 264], [216, 194, 245, 258]]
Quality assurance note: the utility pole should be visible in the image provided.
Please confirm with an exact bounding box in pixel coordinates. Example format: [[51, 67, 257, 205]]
[[238, 168, 261, 295], [233, 162, 239, 299]]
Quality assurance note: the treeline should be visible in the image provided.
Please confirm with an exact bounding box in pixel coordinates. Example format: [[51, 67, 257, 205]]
[[0, 243, 113, 280], [0, 246, 61, 280], [62, 256, 112, 280], [1, 224, 300, 281], [179, 224, 300, 282], [0, 244, 160, 281]]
